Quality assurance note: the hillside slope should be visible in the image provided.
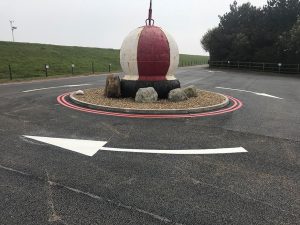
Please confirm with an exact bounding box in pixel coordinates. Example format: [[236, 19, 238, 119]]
[[0, 41, 208, 79]]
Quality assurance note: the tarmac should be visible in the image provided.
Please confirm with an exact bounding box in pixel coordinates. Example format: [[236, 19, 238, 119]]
[[0, 65, 299, 225]]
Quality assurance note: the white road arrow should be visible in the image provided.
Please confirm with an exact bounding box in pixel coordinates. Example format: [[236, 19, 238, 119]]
[[23, 136, 107, 156], [23, 136, 248, 157], [215, 87, 283, 99]]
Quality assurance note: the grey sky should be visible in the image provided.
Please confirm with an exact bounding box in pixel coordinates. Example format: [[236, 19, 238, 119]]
[[0, 0, 264, 55]]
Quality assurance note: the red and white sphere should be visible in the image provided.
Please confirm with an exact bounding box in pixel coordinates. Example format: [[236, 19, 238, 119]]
[[120, 26, 179, 81]]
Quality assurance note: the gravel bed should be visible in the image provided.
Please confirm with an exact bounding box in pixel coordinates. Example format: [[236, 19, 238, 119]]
[[75, 88, 226, 110]]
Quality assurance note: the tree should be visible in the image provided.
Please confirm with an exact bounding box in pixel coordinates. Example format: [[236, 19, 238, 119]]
[[277, 18, 300, 63], [201, 0, 300, 62]]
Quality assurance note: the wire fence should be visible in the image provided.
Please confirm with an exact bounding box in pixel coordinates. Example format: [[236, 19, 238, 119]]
[[179, 59, 208, 68], [0, 62, 118, 80], [0, 59, 209, 81], [209, 61, 300, 74]]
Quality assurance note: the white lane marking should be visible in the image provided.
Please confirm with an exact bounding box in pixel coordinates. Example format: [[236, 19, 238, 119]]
[[205, 70, 223, 73], [182, 77, 206, 86], [23, 136, 107, 157], [216, 87, 283, 99], [23, 136, 248, 157], [22, 84, 91, 93], [100, 147, 248, 155]]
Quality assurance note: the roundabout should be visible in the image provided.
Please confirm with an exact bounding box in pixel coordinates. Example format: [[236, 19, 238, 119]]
[[57, 91, 243, 119], [0, 0, 299, 224]]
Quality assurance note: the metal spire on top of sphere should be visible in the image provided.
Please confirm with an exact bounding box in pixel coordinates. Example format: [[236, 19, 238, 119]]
[[146, 0, 154, 26]]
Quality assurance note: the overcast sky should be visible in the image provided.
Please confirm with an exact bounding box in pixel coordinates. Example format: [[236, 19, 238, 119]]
[[0, 0, 265, 55]]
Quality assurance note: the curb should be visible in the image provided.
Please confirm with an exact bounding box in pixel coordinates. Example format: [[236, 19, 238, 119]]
[[69, 91, 230, 115]]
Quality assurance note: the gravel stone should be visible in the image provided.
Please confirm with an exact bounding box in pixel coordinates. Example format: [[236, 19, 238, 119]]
[[135, 87, 158, 103], [75, 90, 84, 95], [183, 85, 198, 98], [104, 74, 121, 98], [168, 88, 188, 102], [75, 88, 226, 110]]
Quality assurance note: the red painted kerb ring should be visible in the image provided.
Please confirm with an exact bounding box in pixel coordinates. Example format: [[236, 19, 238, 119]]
[[57, 93, 243, 119]]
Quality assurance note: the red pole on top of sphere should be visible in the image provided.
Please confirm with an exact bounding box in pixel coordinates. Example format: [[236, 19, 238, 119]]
[[146, 0, 154, 26]]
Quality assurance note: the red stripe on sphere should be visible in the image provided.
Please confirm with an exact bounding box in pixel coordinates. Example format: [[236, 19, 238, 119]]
[[137, 26, 170, 81]]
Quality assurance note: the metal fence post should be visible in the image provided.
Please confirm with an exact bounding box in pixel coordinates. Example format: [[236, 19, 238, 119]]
[[8, 64, 12, 80], [92, 62, 95, 74], [278, 63, 282, 73], [109, 64, 111, 73], [71, 64, 75, 75], [45, 64, 48, 77], [263, 63, 265, 72], [298, 64, 299, 73]]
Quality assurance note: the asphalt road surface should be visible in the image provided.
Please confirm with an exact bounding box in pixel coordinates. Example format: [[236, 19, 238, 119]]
[[0, 66, 299, 225]]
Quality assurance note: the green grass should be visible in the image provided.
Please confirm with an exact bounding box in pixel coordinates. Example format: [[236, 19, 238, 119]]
[[179, 54, 209, 67], [0, 41, 209, 80]]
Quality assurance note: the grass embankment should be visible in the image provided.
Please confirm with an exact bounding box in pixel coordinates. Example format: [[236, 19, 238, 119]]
[[0, 41, 209, 80]]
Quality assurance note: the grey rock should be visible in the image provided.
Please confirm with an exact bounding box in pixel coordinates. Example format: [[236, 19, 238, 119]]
[[168, 88, 188, 102], [105, 74, 121, 98], [135, 87, 158, 103], [183, 85, 198, 98], [75, 90, 84, 95]]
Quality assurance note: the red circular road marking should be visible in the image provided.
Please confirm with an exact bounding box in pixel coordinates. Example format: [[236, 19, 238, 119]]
[[57, 93, 243, 119]]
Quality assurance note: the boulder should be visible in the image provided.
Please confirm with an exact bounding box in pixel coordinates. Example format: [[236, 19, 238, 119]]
[[135, 87, 158, 103], [168, 88, 188, 102], [183, 85, 198, 98], [75, 90, 84, 95], [105, 74, 121, 98]]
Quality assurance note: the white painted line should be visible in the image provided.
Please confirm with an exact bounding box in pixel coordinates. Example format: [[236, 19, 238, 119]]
[[205, 70, 223, 73], [100, 147, 248, 155], [182, 77, 206, 86], [23, 136, 248, 156], [216, 87, 283, 99], [22, 84, 92, 93], [23, 136, 107, 156]]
